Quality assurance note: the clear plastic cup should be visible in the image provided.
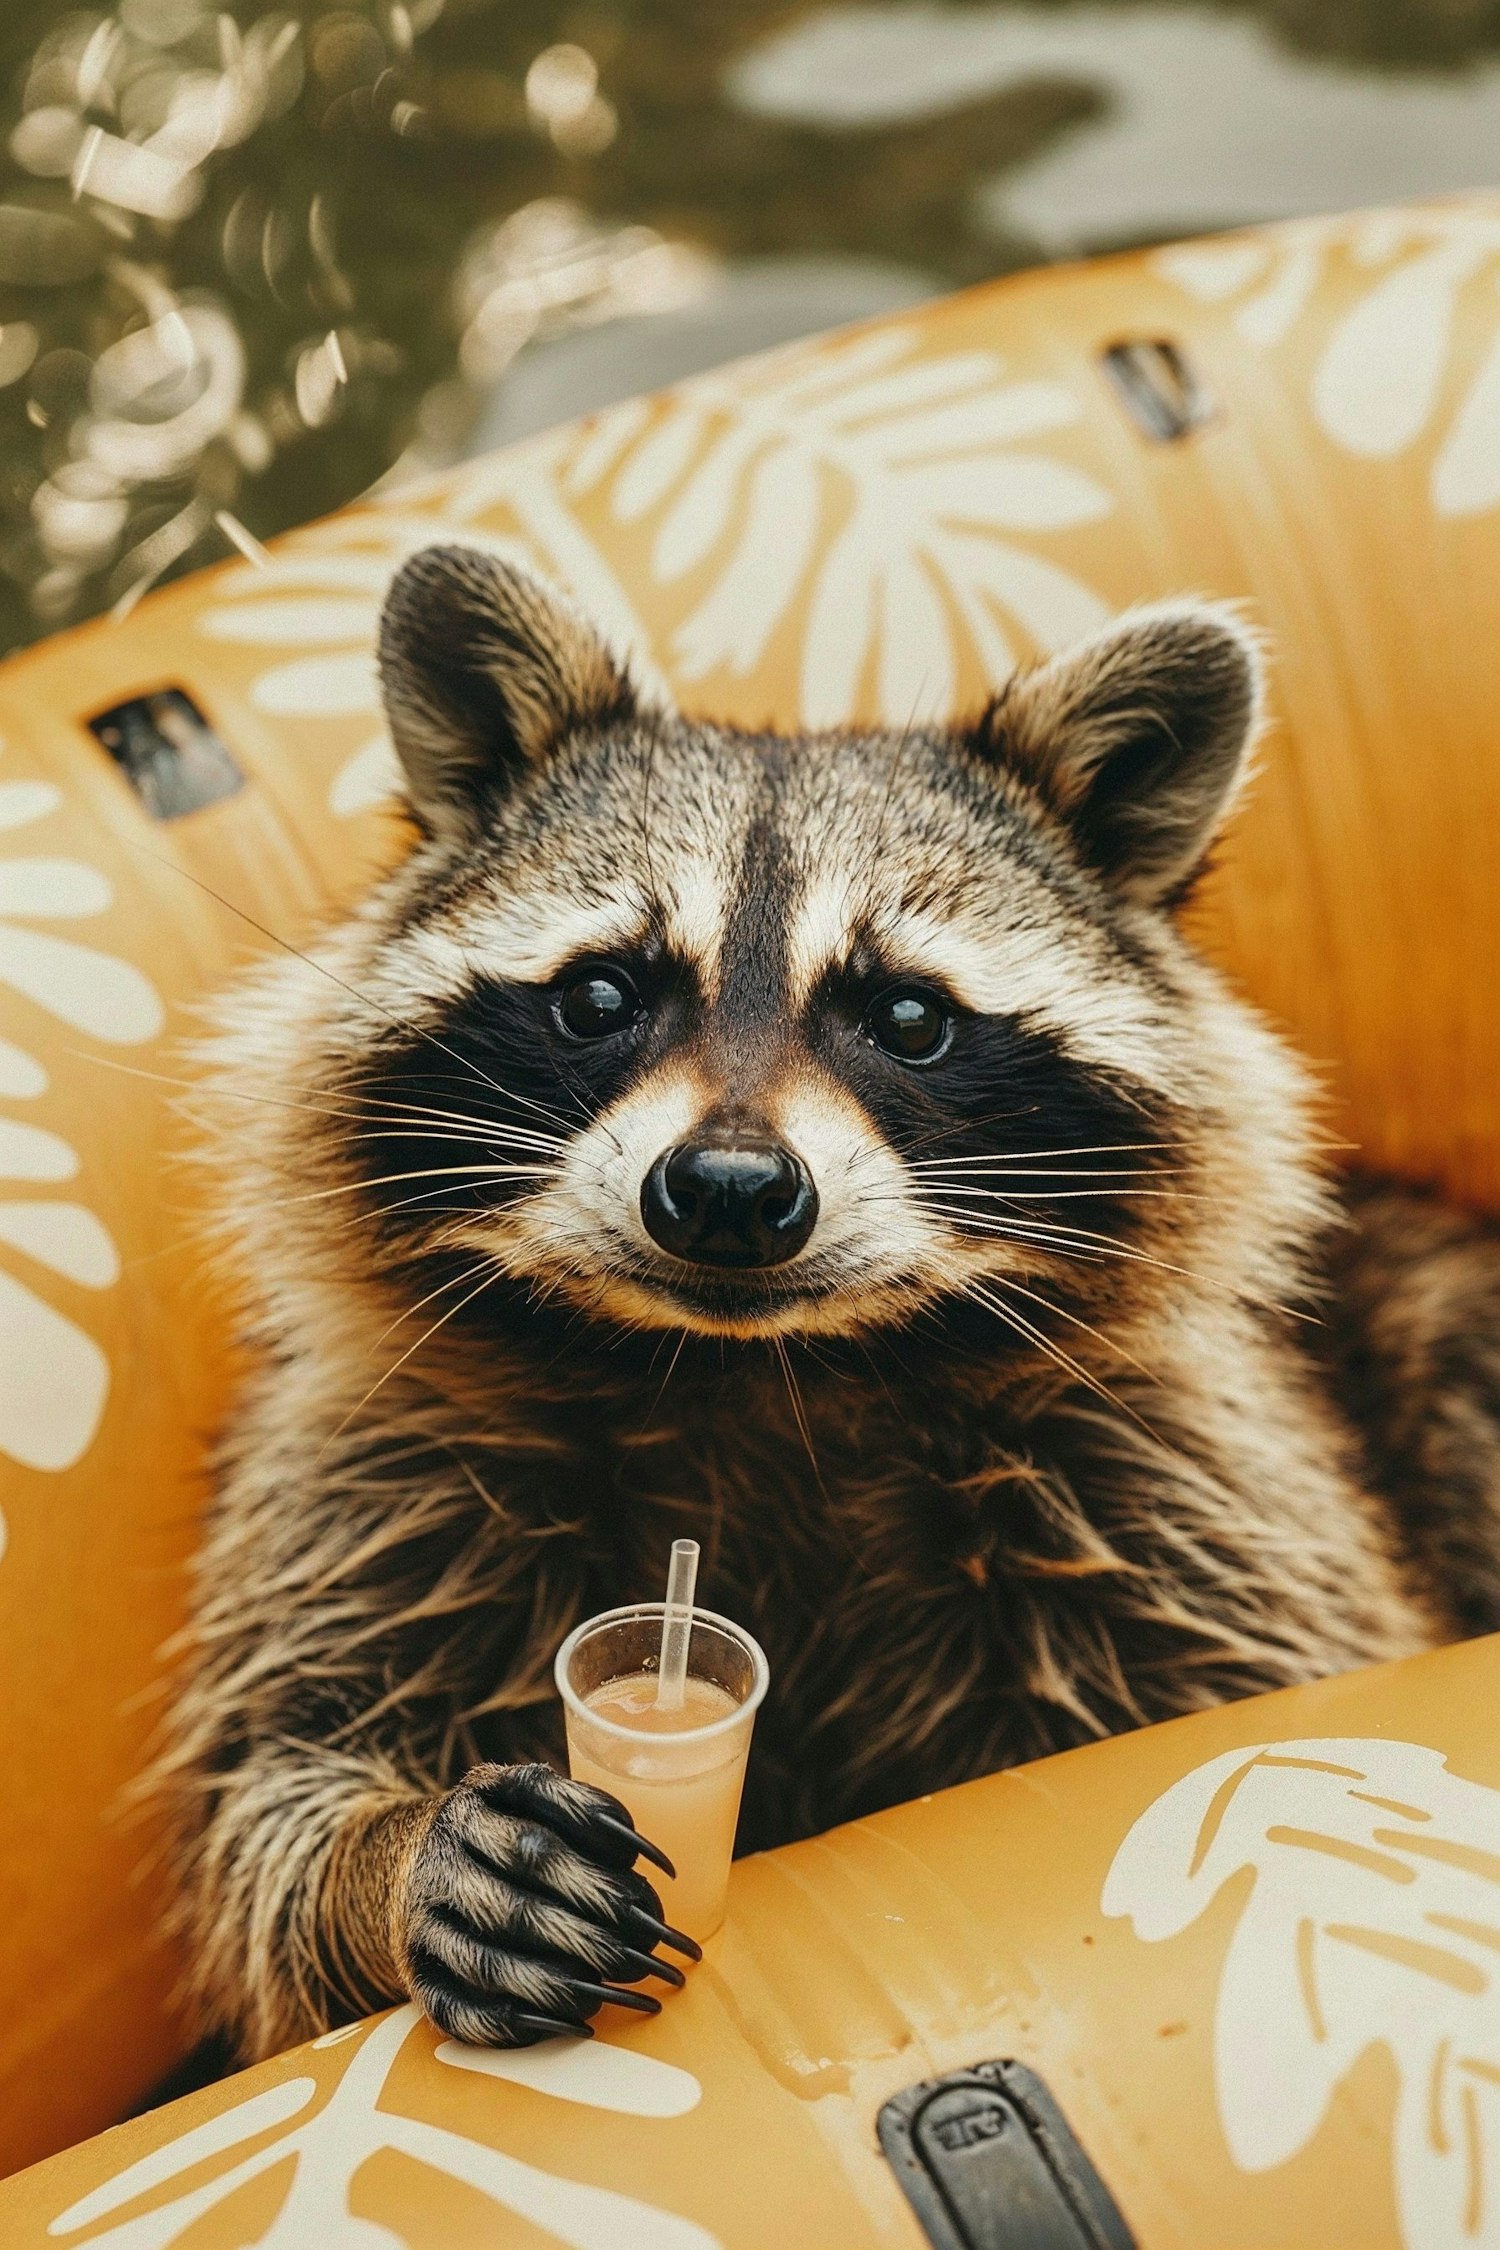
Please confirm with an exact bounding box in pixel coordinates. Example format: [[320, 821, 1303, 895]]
[[554, 1604, 769, 1943]]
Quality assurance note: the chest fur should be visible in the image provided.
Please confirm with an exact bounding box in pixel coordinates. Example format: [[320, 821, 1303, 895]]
[[454, 1351, 1151, 1836]]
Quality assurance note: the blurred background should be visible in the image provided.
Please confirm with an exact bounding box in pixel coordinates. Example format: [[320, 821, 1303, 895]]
[[0, 0, 1498, 660]]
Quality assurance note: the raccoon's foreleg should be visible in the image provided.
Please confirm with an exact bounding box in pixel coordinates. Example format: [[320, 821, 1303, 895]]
[[179, 1741, 698, 2060], [165, 1426, 700, 2058]]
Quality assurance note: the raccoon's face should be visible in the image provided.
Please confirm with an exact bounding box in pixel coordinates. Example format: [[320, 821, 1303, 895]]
[[317, 546, 1266, 1344]]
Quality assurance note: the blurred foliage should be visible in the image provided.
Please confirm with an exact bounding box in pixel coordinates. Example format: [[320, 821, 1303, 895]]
[[1254, 0, 1500, 65], [0, 0, 1497, 658]]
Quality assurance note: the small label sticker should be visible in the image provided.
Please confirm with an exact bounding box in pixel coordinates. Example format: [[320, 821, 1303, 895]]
[[88, 687, 243, 820]]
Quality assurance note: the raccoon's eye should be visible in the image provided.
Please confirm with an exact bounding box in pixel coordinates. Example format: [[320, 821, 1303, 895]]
[[556, 964, 642, 1040], [866, 986, 952, 1063]]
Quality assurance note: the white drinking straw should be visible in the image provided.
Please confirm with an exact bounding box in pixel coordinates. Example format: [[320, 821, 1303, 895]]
[[656, 1538, 700, 1712]]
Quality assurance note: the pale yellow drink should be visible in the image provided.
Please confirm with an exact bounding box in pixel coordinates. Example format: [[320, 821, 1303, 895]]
[[570, 1675, 742, 1939], [554, 1605, 769, 1945]]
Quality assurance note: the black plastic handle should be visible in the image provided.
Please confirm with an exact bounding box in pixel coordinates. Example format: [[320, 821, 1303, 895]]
[[877, 2059, 1137, 2250]]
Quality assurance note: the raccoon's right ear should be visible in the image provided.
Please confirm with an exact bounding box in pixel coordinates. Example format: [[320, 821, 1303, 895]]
[[967, 602, 1263, 906], [377, 545, 637, 840]]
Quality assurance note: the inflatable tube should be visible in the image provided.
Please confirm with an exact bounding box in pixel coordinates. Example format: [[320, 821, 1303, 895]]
[[4, 1633, 1500, 2247], [1, 191, 1499, 2192]]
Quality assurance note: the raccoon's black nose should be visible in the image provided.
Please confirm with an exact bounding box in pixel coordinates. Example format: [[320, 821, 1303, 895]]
[[642, 1137, 818, 1268]]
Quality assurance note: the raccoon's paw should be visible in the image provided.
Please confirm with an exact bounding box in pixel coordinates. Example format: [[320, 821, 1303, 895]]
[[396, 1761, 701, 2047]]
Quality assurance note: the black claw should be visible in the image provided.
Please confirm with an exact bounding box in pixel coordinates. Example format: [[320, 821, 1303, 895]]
[[601, 1939, 687, 1988], [513, 2012, 594, 2041], [568, 1980, 663, 2016], [595, 1813, 676, 1879], [628, 1946, 686, 1990], [624, 1907, 703, 1962]]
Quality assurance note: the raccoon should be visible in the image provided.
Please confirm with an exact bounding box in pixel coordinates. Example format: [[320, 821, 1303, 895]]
[[159, 543, 1499, 2065]]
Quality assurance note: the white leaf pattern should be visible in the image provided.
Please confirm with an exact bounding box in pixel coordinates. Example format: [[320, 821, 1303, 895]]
[[878, 550, 952, 727], [856, 379, 1080, 461], [0, 1039, 46, 1098], [889, 452, 1107, 529], [668, 442, 823, 678], [1313, 239, 1490, 457], [1433, 319, 1500, 517], [588, 325, 1113, 722], [0, 861, 112, 918], [563, 395, 653, 497], [1155, 202, 1500, 515], [939, 530, 1113, 655], [0, 780, 63, 832], [0, 742, 160, 1503], [0, 1117, 77, 1180], [611, 403, 710, 523], [802, 514, 880, 727], [250, 650, 379, 718], [48, 2006, 719, 2250], [435, 2035, 701, 2116], [1154, 240, 1270, 303], [200, 462, 669, 819], [49, 2081, 319, 2232], [0, 925, 163, 1044], [197, 598, 381, 645], [0, 1266, 109, 1478], [330, 735, 402, 818], [756, 323, 910, 407], [202, 330, 1113, 796], [0, 1203, 120, 1288], [650, 421, 762, 581], [1105, 1737, 1500, 2249]]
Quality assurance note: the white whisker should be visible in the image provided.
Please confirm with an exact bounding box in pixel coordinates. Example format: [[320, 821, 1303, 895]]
[[269, 1163, 559, 1212], [74, 1050, 574, 1155], [915, 1197, 1311, 1320], [315, 1254, 507, 1465], [981, 1268, 1157, 1384], [908, 1141, 1176, 1168], [865, 1184, 1189, 1207], [962, 1278, 1142, 1423]]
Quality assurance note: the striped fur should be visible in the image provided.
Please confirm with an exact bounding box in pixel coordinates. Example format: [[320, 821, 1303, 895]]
[[154, 550, 1498, 2062]]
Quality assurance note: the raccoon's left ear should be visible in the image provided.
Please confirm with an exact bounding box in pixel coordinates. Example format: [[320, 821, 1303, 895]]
[[969, 602, 1263, 904], [378, 545, 638, 841]]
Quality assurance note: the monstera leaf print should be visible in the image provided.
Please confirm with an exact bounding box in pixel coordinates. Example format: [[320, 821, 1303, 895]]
[[0, 747, 161, 1512], [198, 441, 670, 820], [568, 324, 1115, 725], [202, 331, 1117, 806], [46, 2005, 716, 2250], [198, 516, 432, 817], [1156, 201, 1500, 517], [1105, 1737, 1500, 2248]]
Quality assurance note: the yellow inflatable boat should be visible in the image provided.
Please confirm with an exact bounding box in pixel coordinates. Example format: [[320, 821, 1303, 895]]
[[2, 193, 1500, 2247]]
